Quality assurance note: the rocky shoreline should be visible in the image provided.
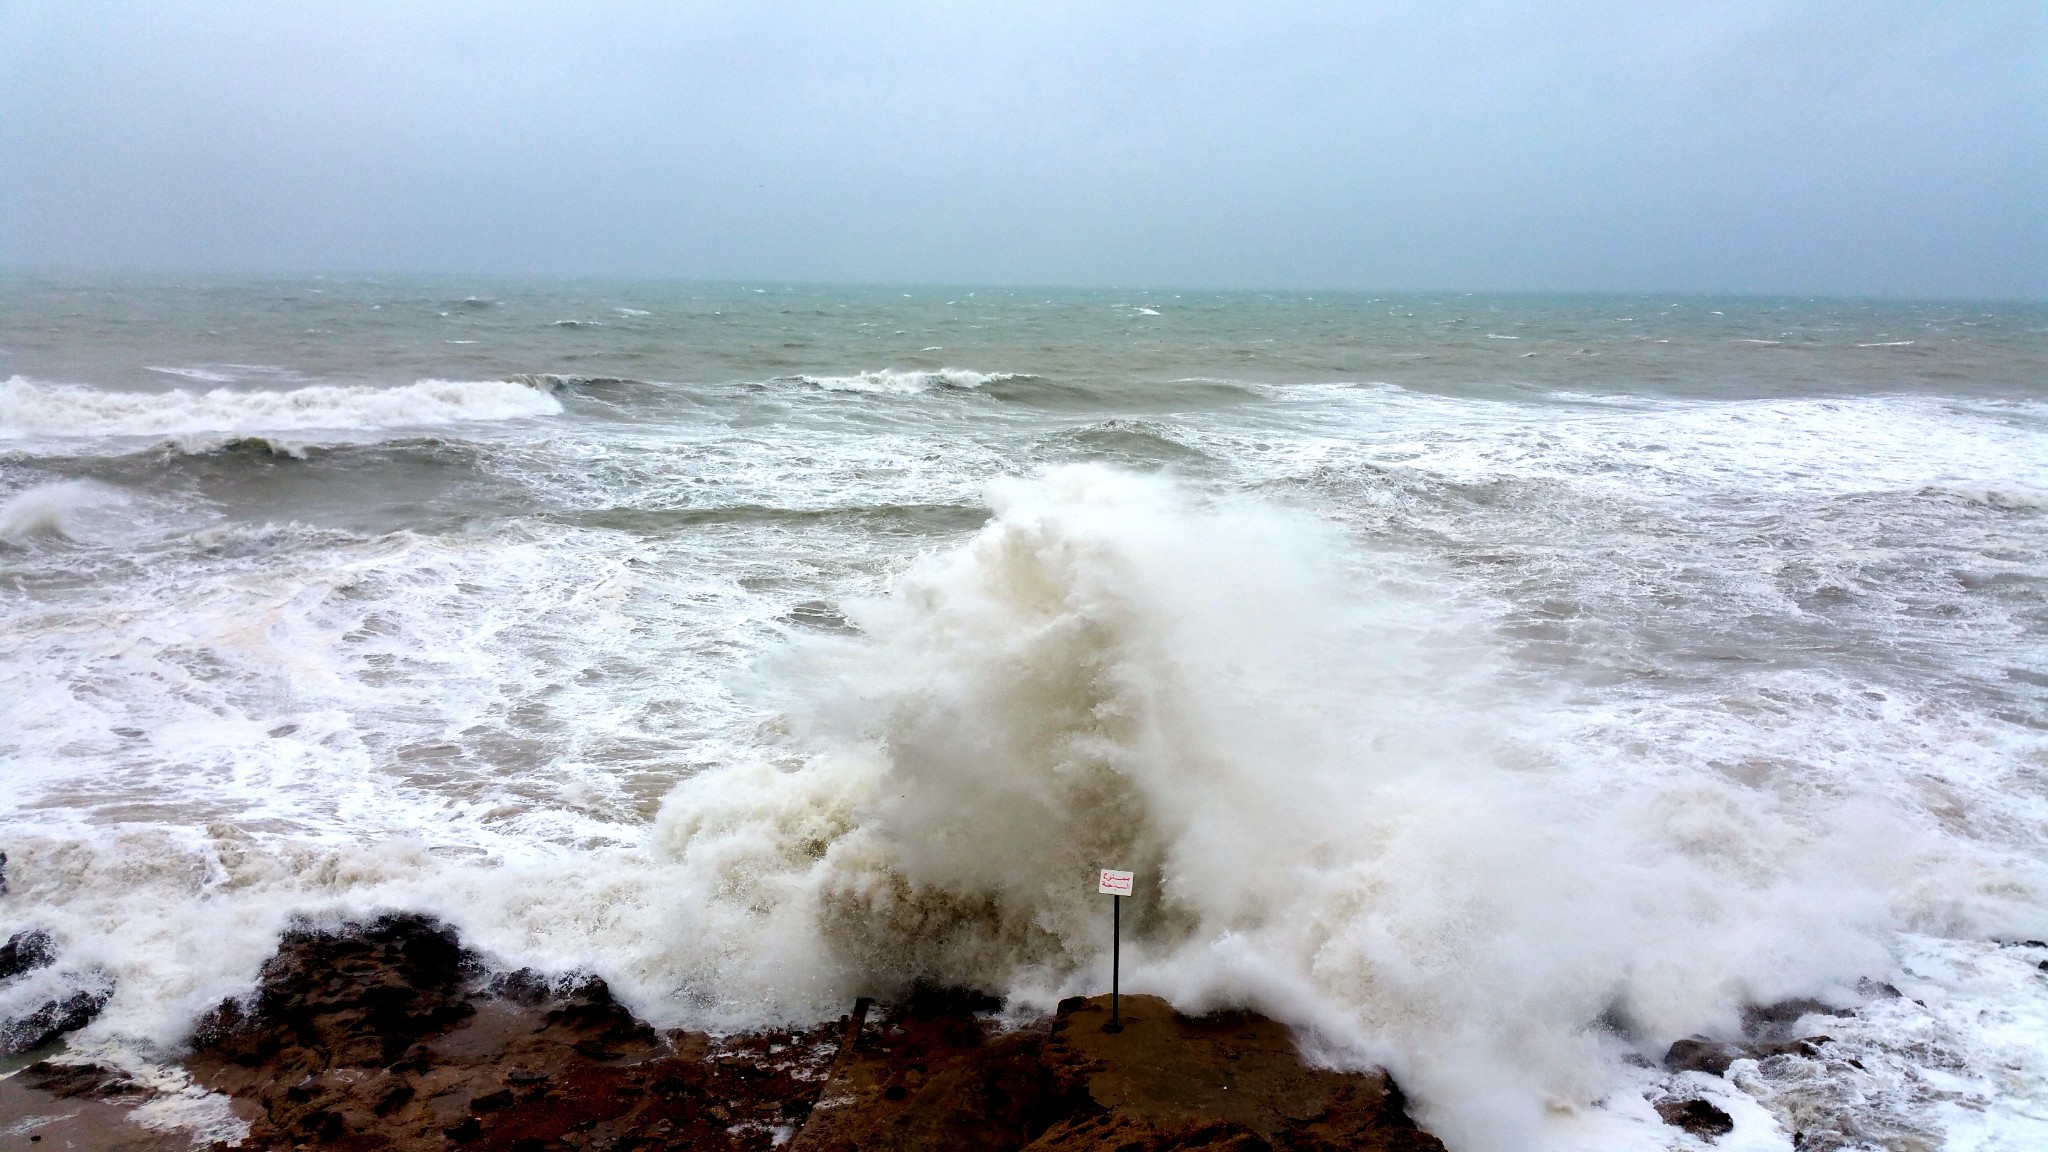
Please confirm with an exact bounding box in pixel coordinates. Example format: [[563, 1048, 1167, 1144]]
[[3, 915, 1447, 1151], [0, 913, 1898, 1150]]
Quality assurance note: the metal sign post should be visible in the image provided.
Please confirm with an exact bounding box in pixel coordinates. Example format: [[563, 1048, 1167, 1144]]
[[1097, 868, 1134, 1033]]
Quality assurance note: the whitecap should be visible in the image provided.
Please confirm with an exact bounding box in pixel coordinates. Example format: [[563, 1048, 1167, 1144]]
[[795, 368, 1019, 395], [0, 376, 563, 440], [145, 366, 237, 383]]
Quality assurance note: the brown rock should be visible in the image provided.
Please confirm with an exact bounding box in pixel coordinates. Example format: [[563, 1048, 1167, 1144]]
[[1741, 998, 1845, 1038], [184, 914, 844, 1151], [1038, 996, 1438, 1152], [1663, 995, 1851, 1077], [792, 992, 1441, 1152], [1655, 1097, 1735, 1140], [1663, 1037, 1753, 1076], [2, 915, 1445, 1152]]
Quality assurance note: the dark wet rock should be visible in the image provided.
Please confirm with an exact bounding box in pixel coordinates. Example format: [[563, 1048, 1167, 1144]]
[[1655, 1097, 1735, 1140], [1664, 996, 1852, 1077], [159, 916, 1447, 1151], [17, 1060, 151, 1103], [0, 928, 56, 979], [1664, 1037, 1753, 1076], [1663, 1032, 1838, 1076], [0, 1062, 187, 1152], [793, 993, 1441, 1152], [1, 984, 112, 1055], [0, 928, 114, 1057], [1591, 1001, 1639, 1040], [193, 912, 478, 1073], [1742, 998, 1846, 1038], [185, 914, 846, 1150]]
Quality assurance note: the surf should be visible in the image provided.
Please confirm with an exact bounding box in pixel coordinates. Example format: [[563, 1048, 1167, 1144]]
[[0, 376, 563, 441]]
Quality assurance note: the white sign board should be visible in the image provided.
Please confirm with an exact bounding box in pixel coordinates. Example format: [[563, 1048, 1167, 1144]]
[[1098, 868, 1134, 896]]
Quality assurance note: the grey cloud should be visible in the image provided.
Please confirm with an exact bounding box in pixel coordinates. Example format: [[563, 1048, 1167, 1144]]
[[1, 1, 2042, 295]]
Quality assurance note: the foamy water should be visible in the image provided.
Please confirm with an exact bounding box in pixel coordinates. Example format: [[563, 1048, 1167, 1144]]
[[0, 375, 562, 442], [2, 278, 2045, 1150]]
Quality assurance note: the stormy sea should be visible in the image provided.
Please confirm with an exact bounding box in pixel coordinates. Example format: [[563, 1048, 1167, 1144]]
[[3, 276, 2045, 1150]]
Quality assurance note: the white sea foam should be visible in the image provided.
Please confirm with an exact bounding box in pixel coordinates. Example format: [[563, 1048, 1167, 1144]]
[[3, 376, 2044, 1152], [607, 466, 2035, 1150], [350, 465, 2028, 1151], [0, 376, 562, 440], [1237, 388, 2048, 500], [797, 368, 1018, 394]]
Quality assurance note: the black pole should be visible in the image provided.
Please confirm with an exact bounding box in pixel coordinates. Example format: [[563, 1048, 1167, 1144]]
[[1105, 894, 1123, 1033]]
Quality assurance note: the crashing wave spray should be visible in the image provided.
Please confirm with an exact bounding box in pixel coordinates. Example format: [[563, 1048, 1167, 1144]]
[[9, 463, 2018, 1150], [0, 481, 116, 544], [633, 464, 1948, 1149]]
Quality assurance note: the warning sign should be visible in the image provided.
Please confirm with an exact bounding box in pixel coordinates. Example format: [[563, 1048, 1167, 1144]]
[[1097, 868, 1134, 896]]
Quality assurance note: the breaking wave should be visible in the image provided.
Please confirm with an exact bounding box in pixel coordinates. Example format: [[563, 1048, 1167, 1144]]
[[0, 376, 563, 440], [0, 481, 117, 544], [793, 368, 1024, 394], [603, 464, 2031, 1149]]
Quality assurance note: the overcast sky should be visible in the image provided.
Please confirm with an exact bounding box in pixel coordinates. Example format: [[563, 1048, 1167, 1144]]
[[2, 2, 2042, 295]]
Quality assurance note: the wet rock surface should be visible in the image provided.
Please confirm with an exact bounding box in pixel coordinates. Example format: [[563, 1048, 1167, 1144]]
[[1661, 996, 1852, 1078], [0, 915, 1445, 1150], [810, 992, 1445, 1152], [1, 987, 112, 1057], [0, 927, 111, 1057], [1652, 995, 1874, 1146], [182, 914, 841, 1150], [0, 931, 55, 982], [0, 1065, 187, 1151], [1653, 1097, 1735, 1140]]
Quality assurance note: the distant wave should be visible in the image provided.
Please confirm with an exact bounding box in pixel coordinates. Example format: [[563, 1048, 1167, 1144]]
[[162, 434, 316, 458], [793, 368, 1023, 395], [145, 366, 238, 383], [0, 376, 563, 440], [1044, 419, 1215, 467], [1924, 483, 2048, 510], [505, 373, 648, 393], [145, 364, 311, 385]]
